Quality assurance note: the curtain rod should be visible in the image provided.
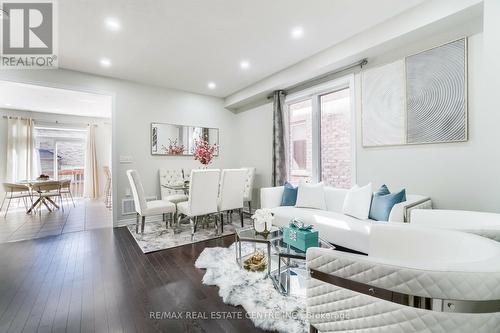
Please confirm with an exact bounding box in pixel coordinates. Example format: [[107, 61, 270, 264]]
[[266, 58, 368, 100], [1, 115, 109, 127]]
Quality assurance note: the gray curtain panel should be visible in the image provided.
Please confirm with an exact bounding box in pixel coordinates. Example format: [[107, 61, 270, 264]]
[[272, 90, 287, 186]]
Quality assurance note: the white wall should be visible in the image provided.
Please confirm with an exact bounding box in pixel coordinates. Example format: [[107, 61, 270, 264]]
[[0, 69, 239, 223], [0, 109, 111, 196], [478, 0, 500, 210], [234, 102, 273, 207]]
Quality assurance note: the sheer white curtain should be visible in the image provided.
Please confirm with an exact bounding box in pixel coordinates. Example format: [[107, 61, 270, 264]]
[[84, 124, 99, 199], [6, 117, 39, 181]]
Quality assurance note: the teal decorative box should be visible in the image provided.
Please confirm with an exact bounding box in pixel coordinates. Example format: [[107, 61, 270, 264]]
[[283, 225, 319, 252]]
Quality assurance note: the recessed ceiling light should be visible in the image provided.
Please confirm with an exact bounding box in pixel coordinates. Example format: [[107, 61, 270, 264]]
[[240, 60, 250, 70], [291, 26, 304, 39], [207, 82, 216, 90], [100, 58, 111, 67], [105, 17, 121, 32]]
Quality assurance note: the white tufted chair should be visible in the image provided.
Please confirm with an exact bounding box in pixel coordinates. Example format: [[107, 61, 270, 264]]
[[218, 169, 247, 229], [306, 223, 500, 333], [159, 168, 188, 204], [242, 167, 256, 214], [177, 169, 221, 239], [127, 170, 176, 234]]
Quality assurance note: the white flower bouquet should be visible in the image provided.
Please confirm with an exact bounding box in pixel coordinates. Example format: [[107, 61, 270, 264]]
[[251, 209, 274, 234]]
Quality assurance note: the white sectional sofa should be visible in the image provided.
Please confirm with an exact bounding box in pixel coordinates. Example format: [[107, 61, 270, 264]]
[[261, 185, 431, 253], [411, 209, 500, 242]]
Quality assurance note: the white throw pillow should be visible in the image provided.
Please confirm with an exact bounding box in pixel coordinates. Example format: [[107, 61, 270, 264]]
[[343, 183, 373, 220], [295, 182, 326, 210]]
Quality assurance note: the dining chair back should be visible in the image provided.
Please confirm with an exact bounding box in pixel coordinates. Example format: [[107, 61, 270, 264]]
[[60, 179, 75, 208], [188, 169, 220, 216], [32, 181, 63, 213], [219, 169, 247, 227], [33, 181, 61, 193], [219, 169, 247, 212], [2, 183, 30, 193], [0, 182, 31, 216], [242, 167, 256, 213], [126, 170, 148, 216], [60, 179, 71, 190], [159, 168, 185, 198], [127, 169, 176, 233]]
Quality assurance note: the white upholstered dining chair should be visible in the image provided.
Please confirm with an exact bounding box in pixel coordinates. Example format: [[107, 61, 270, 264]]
[[177, 169, 221, 239], [218, 168, 247, 229], [126, 170, 176, 234], [159, 168, 188, 204], [242, 167, 256, 214]]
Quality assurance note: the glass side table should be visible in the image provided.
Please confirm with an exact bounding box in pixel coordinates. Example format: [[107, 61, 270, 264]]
[[235, 227, 282, 277], [271, 237, 335, 296]]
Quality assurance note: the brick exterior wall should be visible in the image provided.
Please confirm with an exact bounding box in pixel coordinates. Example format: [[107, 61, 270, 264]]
[[320, 111, 351, 189]]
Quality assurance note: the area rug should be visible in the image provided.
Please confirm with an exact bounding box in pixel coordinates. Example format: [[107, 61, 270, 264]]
[[127, 217, 253, 253], [195, 243, 308, 333]]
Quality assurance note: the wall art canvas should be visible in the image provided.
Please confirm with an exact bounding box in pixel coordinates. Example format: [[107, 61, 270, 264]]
[[406, 38, 467, 144], [361, 60, 406, 146]]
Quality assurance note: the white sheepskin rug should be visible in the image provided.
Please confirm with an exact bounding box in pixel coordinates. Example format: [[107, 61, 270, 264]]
[[195, 243, 308, 333]]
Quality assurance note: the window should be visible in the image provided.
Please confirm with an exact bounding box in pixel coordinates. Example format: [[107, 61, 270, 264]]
[[289, 99, 312, 183], [35, 126, 87, 197], [285, 76, 355, 188]]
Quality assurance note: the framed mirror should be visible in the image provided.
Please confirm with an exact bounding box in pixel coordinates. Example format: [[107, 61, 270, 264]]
[[151, 122, 219, 156]]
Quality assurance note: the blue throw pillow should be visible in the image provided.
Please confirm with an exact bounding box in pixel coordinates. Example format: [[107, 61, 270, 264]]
[[375, 184, 390, 196], [369, 185, 406, 221], [281, 182, 298, 206]]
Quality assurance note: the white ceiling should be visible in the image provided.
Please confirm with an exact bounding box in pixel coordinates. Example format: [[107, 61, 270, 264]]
[[0, 81, 112, 118], [58, 0, 425, 97]]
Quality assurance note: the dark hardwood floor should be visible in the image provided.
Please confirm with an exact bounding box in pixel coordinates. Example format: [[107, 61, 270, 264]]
[[0, 227, 267, 333]]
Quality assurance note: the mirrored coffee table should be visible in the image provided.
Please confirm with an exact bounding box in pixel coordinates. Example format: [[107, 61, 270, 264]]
[[235, 227, 282, 277], [235, 227, 335, 296], [270, 236, 335, 296]]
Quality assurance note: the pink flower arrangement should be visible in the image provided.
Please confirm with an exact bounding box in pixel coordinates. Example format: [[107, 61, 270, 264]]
[[162, 139, 185, 155], [193, 139, 218, 165]]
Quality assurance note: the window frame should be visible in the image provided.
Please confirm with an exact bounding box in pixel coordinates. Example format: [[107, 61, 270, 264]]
[[284, 74, 356, 186]]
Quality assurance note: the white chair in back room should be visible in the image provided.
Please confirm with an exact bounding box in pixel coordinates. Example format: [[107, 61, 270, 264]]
[[103, 166, 112, 209], [0, 183, 31, 217], [242, 167, 256, 215], [60, 179, 75, 208], [177, 169, 221, 239], [31, 181, 63, 213], [127, 170, 176, 234], [218, 168, 247, 230]]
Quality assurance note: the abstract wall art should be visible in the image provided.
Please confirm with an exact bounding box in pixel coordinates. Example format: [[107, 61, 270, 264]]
[[361, 38, 467, 147], [406, 38, 467, 144], [361, 60, 406, 146]]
